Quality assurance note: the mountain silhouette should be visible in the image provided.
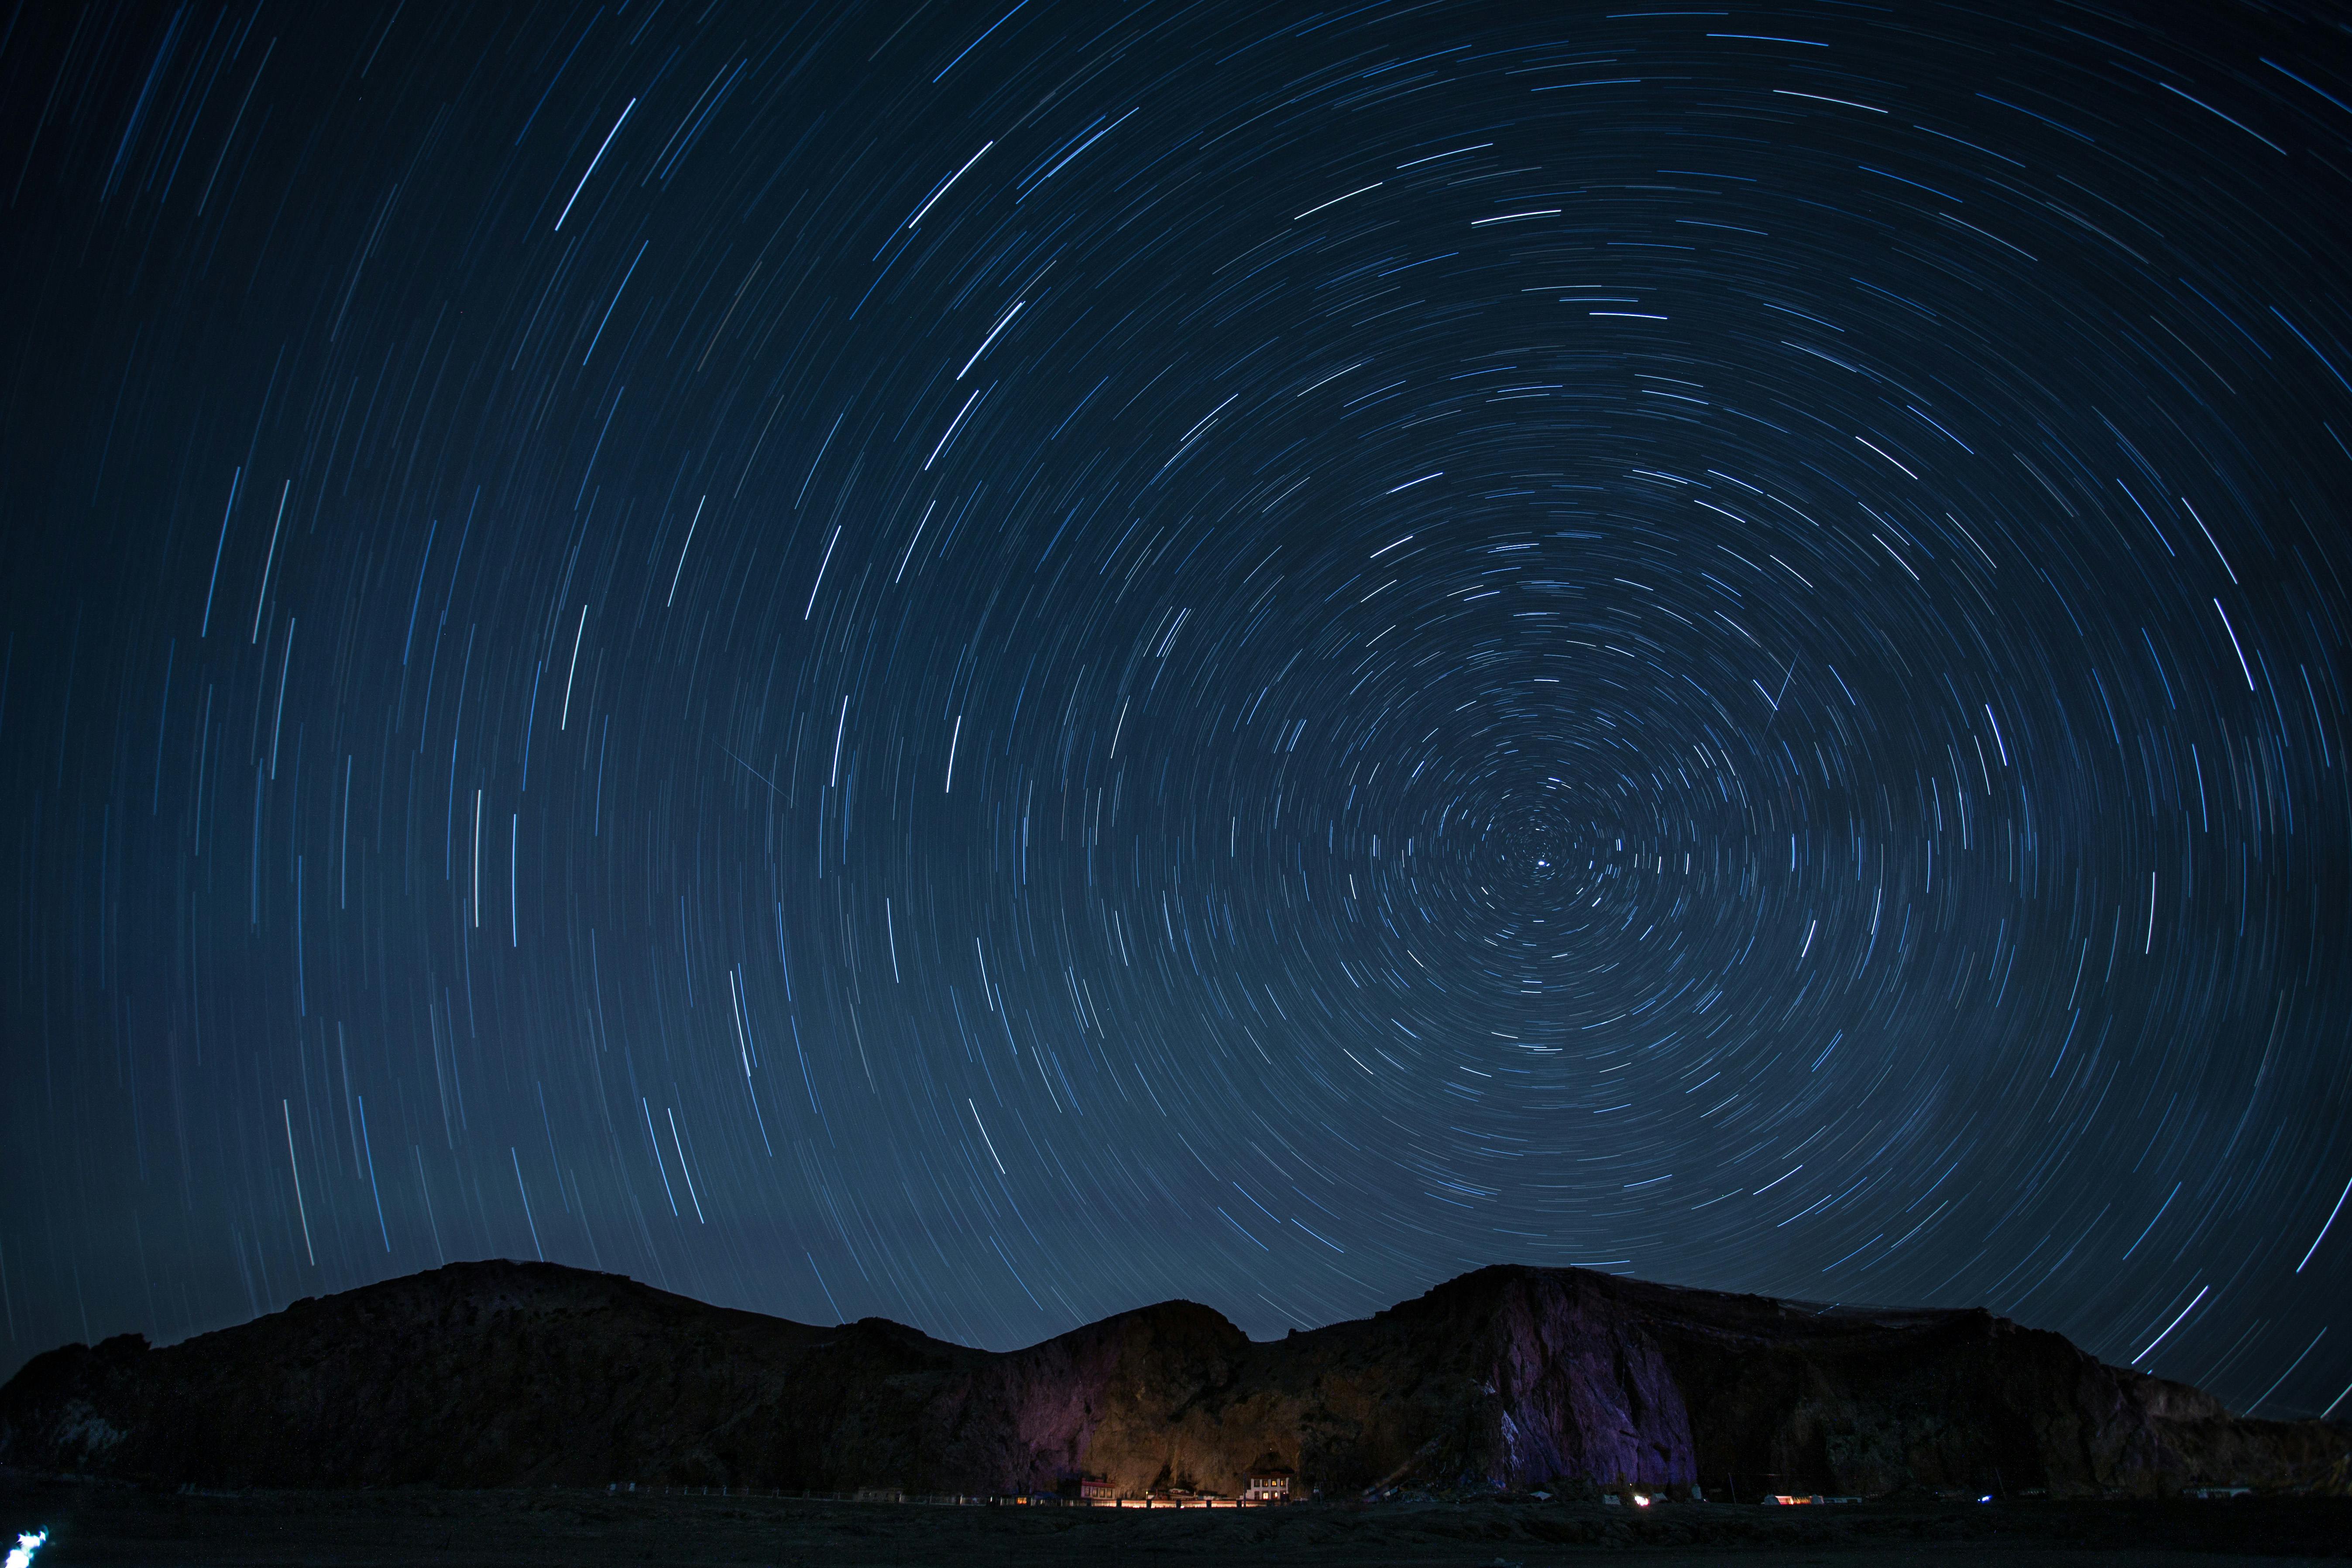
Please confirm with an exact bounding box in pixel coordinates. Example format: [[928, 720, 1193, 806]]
[[2, 1261, 2342, 1497]]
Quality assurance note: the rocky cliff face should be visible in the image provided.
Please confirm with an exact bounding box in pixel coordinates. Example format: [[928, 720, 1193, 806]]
[[1, 1260, 2340, 1498]]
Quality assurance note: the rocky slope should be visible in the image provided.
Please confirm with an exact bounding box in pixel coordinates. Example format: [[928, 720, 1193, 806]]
[[1, 1261, 2341, 1497]]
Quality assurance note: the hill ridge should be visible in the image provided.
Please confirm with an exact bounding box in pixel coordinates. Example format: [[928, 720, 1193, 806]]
[[2, 1258, 2341, 1497]]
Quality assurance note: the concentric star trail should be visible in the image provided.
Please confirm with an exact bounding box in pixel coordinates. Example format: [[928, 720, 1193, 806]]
[[1, 0, 2347, 1420]]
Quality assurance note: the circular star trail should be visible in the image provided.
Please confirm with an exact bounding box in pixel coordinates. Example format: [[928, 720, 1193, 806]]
[[3, 0, 2349, 1418]]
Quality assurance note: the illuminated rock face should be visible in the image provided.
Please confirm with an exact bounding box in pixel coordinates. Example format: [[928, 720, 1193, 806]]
[[0, 1260, 2341, 1496]]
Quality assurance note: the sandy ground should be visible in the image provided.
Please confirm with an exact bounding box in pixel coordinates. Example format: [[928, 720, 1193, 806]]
[[2, 1479, 2345, 1566]]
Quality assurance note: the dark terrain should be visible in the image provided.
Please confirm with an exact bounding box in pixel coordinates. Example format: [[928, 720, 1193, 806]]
[[2, 1476, 2349, 1566], [0, 1259, 2345, 1568]]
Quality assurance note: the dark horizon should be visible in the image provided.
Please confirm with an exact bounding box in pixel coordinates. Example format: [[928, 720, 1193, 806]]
[[24, 1251, 2294, 1391], [1, 0, 2347, 1422], [18, 1249, 2337, 1505], [10, 1251, 2028, 1353]]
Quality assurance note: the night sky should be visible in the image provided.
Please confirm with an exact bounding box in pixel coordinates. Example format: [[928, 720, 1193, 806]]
[[3, 0, 2349, 1420]]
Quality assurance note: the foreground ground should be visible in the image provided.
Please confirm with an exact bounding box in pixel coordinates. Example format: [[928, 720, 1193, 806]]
[[2, 1476, 2345, 1566]]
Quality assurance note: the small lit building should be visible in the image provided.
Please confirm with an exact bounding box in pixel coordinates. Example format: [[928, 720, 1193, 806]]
[[1243, 1465, 1294, 1502], [1077, 1477, 1116, 1502]]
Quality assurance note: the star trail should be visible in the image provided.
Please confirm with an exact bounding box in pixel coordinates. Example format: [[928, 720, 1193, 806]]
[[2, 0, 2349, 1420]]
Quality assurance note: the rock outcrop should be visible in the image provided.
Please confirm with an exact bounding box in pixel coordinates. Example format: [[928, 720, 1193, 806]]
[[1, 1260, 2341, 1497]]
